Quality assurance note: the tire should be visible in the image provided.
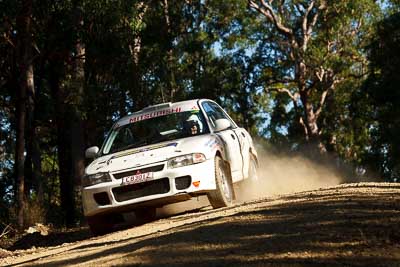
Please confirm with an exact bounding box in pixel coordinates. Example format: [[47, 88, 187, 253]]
[[135, 207, 156, 224], [207, 156, 234, 208], [87, 214, 114, 236]]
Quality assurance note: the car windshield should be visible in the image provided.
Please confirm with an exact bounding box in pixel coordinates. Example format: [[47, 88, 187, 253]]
[[101, 110, 208, 155]]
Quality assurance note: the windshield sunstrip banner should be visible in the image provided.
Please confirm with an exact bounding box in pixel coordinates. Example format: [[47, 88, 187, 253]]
[[117, 103, 200, 127], [129, 107, 182, 123]]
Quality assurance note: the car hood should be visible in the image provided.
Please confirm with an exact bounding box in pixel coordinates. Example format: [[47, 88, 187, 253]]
[[85, 134, 218, 174]]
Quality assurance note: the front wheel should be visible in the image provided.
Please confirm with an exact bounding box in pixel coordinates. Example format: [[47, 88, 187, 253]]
[[207, 156, 234, 208], [87, 214, 114, 236], [135, 207, 156, 224]]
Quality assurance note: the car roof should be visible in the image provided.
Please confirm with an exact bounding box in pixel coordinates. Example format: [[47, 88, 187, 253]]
[[116, 99, 209, 127]]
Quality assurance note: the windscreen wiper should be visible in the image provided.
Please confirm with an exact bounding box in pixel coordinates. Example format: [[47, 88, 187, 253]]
[[113, 140, 148, 153]]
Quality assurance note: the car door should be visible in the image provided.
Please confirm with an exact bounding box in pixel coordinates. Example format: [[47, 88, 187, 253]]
[[201, 101, 244, 182], [232, 127, 251, 179]]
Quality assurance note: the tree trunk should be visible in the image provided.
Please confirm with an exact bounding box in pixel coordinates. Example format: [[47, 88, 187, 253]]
[[131, 37, 144, 107], [24, 82, 37, 200], [33, 56, 47, 206], [162, 0, 177, 101], [49, 63, 75, 227], [129, 1, 147, 109], [58, 115, 75, 227], [70, 38, 85, 208], [15, 67, 27, 229], [32, 138, 43, 204], [299, 89, 327, 155], [15, 0, 34, 229], [57, 3, 86, 227]]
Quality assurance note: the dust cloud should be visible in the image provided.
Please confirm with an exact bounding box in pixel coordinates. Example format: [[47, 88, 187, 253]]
[[236, 148, 343, 202], [157, 148, 343, 218]]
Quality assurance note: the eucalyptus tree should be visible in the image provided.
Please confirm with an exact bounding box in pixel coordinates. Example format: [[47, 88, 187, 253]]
[[248, 0, 381, 153]]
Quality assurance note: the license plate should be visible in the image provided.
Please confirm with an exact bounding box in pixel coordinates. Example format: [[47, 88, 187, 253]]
[[121, 172, 153, 185]]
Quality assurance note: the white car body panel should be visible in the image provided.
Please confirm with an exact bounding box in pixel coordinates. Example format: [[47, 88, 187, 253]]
[[82, 99, 257, 217], [215, 131, 243, 182]]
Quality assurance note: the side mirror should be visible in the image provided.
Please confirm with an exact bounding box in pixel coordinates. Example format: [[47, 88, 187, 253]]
[[214, 119, 231, 132], [85, 146, 99, 159]]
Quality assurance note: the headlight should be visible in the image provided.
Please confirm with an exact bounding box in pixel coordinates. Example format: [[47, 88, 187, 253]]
[[82, 172, 111, 187], [167, 153, 206, 169]]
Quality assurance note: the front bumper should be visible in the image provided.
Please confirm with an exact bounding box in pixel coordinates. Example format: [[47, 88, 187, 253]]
[[82, 158, 216, 217]]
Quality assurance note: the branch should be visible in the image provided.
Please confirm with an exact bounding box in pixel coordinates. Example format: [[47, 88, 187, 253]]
[[314, 75, 344, 118], [301, 0, 315, 40], [268, 77, 295, 84], [307, 11, 318, 37], [266, 86, 299, 103], [278, 0, 286, 17], [300, 1, 325, 52], [315, 67, 325, 82], [1, 33, 15, 48], [72, 53, 86, 60], [299, 116, 309, 140], [0, 224, 15, 239], [308, 1, 325, 37], [249, 0, 293, 36], [267, 85, 305, 136], [249, 1, 272, 19], [315, 88, 329, 118]]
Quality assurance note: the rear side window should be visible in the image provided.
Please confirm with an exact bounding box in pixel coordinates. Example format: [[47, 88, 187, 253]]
[[201, 102, 235, 129]]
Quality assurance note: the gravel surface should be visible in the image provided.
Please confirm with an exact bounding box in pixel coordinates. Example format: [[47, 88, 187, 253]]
[[1, 182, 400, 267]]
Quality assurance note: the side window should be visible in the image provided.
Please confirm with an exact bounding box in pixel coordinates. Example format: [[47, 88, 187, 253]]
[[202, 102, 234, 129]]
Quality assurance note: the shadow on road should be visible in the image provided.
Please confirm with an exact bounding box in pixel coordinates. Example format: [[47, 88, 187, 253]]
[[9, 228, 92, 251], [13, 187, 400, 267], [8, 201, 210, 251]]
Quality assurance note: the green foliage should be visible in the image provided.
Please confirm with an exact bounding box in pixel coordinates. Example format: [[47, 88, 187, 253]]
[[361, 12, 400, 181], [247, 0, 381, 155]]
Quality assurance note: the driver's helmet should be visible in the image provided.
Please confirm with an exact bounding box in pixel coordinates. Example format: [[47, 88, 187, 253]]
[[186, 113, 203, 133]]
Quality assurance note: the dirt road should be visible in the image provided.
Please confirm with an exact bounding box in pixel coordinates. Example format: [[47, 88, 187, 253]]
[[1, 183, 400, 266]]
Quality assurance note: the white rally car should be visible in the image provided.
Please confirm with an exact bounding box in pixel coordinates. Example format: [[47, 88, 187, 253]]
[[82, 99, 258, 234]]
